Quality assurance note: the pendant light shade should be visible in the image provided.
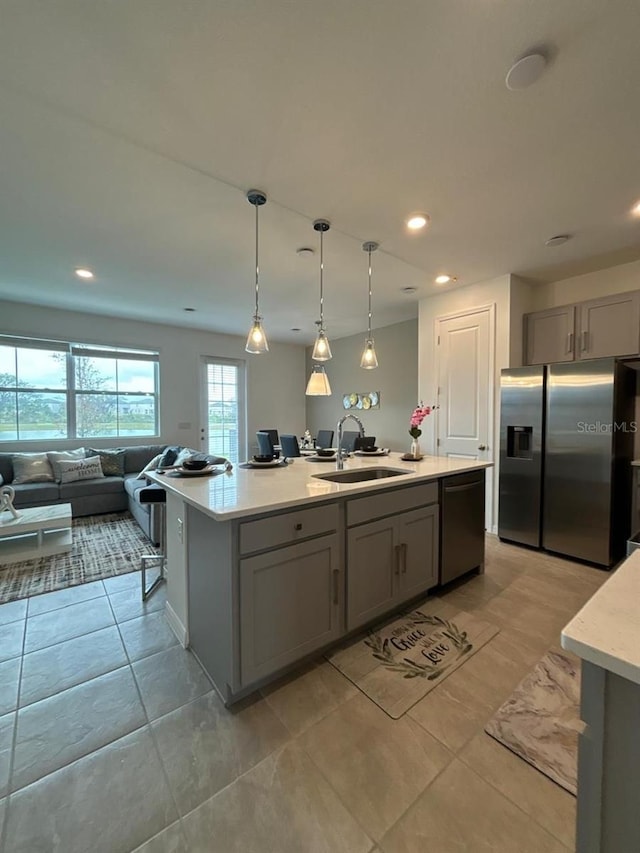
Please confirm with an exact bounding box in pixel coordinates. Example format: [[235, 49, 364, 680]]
[[305, 363, 332, 396], [360, 241, 379, 369], [245, 190, 269, 354], [311, 219, 332, 361]]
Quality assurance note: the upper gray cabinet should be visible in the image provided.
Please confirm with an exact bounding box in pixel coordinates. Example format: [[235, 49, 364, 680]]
[[524, 305, 576, 365], [576, 292, 640, 360], [524, 291, 640, 365]]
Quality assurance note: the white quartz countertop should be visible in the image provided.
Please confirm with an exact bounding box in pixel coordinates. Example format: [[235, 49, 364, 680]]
[[561, 549, 640, 685], [147, 453, 492, 522]]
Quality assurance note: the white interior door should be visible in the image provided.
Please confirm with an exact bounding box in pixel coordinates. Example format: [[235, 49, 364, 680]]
[[436, 307, 494, 526]]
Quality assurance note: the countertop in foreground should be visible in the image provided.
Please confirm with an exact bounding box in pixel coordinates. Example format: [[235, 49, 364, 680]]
[[562, 548, 640, 685], [147, 453, 492, 522]]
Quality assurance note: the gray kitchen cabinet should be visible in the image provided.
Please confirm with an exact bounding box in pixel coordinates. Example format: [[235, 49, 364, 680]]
[[577, 291, 640, 360], [524, 305, 576, 365], [240, 533, 341, 685], [347, 502, 439, 631]]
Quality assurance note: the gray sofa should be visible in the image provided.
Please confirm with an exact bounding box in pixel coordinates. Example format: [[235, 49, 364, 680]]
[[0, 444, 166, 543]]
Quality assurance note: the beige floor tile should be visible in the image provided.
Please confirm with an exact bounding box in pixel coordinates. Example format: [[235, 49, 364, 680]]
[[299, 692, 452, 841], [182, 741, 374, 853], [380, 758, 568, 853], [407, 668, 495, 753], [459, 732, 576, 849], [442, 638, 531, 710], [152, 690, 289, 815], [262, 660, 357, 736]]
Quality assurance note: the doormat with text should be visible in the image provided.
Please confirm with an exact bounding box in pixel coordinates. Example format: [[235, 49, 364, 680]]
[[326, 599, 499, 719]]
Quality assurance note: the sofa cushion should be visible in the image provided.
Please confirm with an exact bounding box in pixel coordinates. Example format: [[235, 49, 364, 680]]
[[87, 448, 126, 477], [48, 448, 86, 482], [124, 445, 166, 474], [58, 456, 104, 484], [124, 474, 149, 500], [11, 453, 55, 484], [59, 476, 124, 500], [12, 482, 60, 506]]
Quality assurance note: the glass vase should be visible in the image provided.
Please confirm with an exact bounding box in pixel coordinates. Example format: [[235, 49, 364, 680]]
[[410, 438, 421, 459]]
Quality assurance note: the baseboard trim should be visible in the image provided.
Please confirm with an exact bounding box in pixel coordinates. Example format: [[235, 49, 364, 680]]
[[165, 601, 188, 647]]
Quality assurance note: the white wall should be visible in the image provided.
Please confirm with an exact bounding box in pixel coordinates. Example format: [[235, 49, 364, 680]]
[[532, 258, 640, 310], [0, 300, 307, 457], [304, 319, 418, 450]]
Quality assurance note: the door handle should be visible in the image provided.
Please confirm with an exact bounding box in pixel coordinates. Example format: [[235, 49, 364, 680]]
[[401, 542, 408, 574], [478, 444, 487, 451], [581, 330, 588, 352], [332, 569, 340, 605], [394, 544, 401, 575], [567, 332, 573, 354]]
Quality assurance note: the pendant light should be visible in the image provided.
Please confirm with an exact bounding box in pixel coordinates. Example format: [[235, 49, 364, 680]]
[[360, 241, 379, 369], [245, 189, 269, 354], [311, 219, 332, 361], [305, 363, 332, 395]]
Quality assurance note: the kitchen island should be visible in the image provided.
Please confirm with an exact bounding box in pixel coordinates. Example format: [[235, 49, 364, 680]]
[[148, 453, 491, 704], [561, 549, 640, 853]]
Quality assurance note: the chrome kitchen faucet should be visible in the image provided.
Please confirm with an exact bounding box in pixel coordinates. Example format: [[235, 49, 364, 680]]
[[335, 414, 365, 470]]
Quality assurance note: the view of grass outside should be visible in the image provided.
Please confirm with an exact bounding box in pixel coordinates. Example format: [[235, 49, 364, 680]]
[[0, 342, 158, 440]]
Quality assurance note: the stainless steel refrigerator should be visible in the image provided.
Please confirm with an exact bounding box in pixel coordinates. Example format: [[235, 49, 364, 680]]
[[498, 358, 635, 567]]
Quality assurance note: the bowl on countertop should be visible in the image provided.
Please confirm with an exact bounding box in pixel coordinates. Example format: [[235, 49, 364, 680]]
[[182, 458, 209, 471], [361, 446, 379, 453], [253, 454, 275, 463], [315, 448, 336, 457]]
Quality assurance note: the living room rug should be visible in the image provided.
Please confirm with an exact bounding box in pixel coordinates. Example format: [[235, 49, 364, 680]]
[[485, 649, 582, 795], [0, 512, 158, 604], [326, 599, 499, 719]]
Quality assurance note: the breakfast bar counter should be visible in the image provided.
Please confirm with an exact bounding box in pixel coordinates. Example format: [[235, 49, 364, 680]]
[[148, 453, 492, 704]]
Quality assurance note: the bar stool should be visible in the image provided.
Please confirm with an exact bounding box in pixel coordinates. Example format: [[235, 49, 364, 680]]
[[137, 484, 167, 601]]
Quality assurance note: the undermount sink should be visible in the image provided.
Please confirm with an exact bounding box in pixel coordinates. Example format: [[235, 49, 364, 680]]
[[312, 467, 409, 484]]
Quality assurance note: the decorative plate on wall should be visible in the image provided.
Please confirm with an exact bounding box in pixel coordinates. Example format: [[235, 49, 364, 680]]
[[342, 392, 380, 410]]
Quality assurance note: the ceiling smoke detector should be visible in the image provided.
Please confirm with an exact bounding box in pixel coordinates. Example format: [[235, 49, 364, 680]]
[[545, 234, 571, 247], [506, 52, 547, 91], [401, 286, 417, 294], [296, 246, 315, 256]]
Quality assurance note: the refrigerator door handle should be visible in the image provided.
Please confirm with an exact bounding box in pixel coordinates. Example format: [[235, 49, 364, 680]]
[[567, 332, 573, 354]]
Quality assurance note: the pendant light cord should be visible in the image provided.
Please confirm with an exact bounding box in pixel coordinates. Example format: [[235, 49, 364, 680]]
[[254, 202, 260, 319], [367, 246, 373, 338], [319, 228, 324, 329]]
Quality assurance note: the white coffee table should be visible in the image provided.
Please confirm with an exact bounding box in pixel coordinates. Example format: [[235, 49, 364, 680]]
[[0, 503, 72, 565]]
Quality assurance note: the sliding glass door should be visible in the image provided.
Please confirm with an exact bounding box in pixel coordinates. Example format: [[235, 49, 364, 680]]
[[201, 358, 245, 463]]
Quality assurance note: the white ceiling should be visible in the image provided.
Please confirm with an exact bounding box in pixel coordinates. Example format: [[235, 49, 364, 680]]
[[1, 0, 639, 344]]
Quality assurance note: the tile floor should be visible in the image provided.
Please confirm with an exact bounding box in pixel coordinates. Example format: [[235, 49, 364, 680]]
[[0, 536, 607, 852]]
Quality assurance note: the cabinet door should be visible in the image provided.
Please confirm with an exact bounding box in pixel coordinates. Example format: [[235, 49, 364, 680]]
[[524, 306, 575, 365], [240, 534, 340, 686], [347, 517, 397, 631], [577, 292, 640, 359], [396, 505, 439, 605]]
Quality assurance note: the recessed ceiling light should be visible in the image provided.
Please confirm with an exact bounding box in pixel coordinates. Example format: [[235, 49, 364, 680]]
[[631, 201, 640, 217], [183, 307, 196, 312], [435, 274, 457, 285], [545, 234, 571, 247], [290, 327, 301, 332], [296, 246, 314, 256], [406, 214, 430, 231], [74, 268, 94, 280], [401, 286, 417, 294], [505, 52, 547, 91]]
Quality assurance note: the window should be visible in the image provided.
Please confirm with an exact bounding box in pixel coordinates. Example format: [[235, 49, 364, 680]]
[[203, 359, 245, 463], [0, 337, 159, 441]]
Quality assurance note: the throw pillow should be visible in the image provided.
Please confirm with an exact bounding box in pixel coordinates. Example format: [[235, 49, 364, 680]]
[[58, 455, 105, 484], [175, 447, 199, 466], [135, 453, 163, 480], [47, 448, 86, 482], [157, 446, 181, 469], [11, 453, 55, 484], [87, 448, 126, 477]]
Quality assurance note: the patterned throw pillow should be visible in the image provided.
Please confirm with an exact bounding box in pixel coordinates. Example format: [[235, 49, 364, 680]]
[[11, 453, 55, 484], [135, 453, 163, 480], [87, 448, 126, 477], [58, 456, 105, 484], [47, 448, 86, 482]]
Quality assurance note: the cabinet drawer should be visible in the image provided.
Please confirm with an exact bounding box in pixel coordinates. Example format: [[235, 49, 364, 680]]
[[347, 482, 438, 527], [239, 503, 339, 555]]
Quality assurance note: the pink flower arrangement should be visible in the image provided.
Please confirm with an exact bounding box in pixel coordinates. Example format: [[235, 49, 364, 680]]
[[409, 403, 435, 439]]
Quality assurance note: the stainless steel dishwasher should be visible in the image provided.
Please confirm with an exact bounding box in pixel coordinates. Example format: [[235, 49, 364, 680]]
[[439, 470, 486, 584]]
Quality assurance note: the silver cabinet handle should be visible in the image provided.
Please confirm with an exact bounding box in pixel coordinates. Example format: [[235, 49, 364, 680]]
[[567, 331, 574, 354], [332, 569, 340, 605], [478, 444, 487, 451], [401, 542, 408, 574], [581, 330, 588, 352], [394, 544, 401, 575]]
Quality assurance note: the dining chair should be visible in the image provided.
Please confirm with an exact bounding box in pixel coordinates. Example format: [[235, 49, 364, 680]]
[[258, 429, 279, 448], [354, 436, 376, 450], [256, 431, 276, 457], [316, 429, 334, 449], [339, 431, 359, 453], [279, 435, 301, 458]]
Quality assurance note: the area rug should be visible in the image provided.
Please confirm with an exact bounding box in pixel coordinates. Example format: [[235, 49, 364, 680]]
[[0, 512, 158, 604], [485, 649, 581, 794], [326, 599, 499, 719]]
